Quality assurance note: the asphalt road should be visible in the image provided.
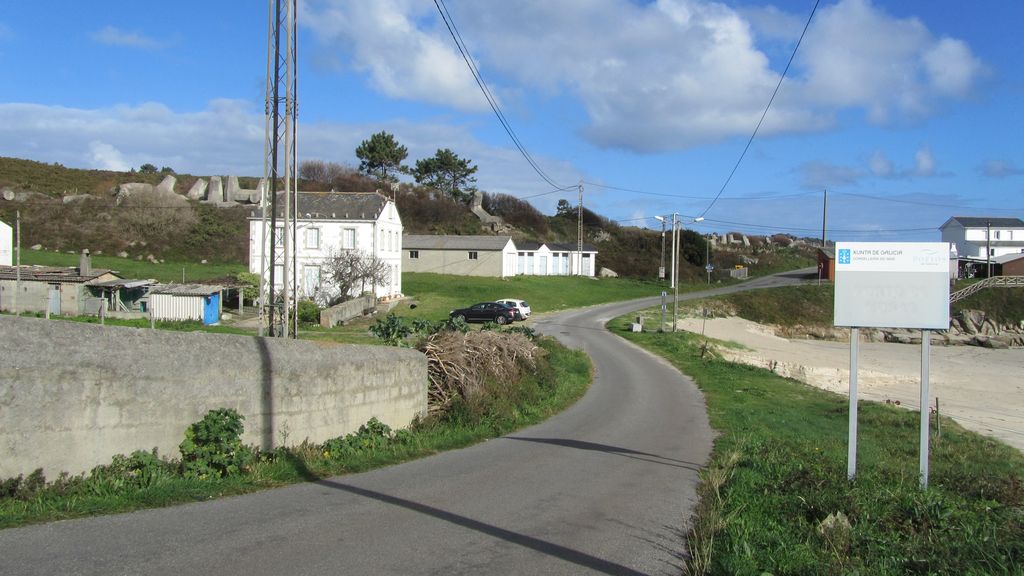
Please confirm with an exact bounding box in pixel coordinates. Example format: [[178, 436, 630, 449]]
[[0, 270, 812, 575]]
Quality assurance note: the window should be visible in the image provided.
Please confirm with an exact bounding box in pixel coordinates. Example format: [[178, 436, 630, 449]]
[[303, 266, 321, 296], [409, 250, 419, 259], [342, 228, 356, 250], [469, 251, 478, 260], [305, 227, 320, 250], [273, 226, 284, 247]]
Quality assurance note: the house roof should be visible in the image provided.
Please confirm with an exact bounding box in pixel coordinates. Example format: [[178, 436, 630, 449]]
[[0, 265, 118, 283], [994, 253, 1024, 265], [256, 191, 390, 221], [941, 216, 1024, 229], [150, 283, 223, 296], [404, 235, 513, 251], [90, 278, 158, 289]]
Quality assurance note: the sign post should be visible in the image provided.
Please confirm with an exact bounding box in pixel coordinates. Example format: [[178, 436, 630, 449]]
[[834, 242, 949, 487]]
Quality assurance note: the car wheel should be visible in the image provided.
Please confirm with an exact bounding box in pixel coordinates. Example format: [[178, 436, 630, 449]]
[[495, 315, 507, 325], [454, 314, 466, 322]]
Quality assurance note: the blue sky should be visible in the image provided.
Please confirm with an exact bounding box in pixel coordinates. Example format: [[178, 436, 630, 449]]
[[1, 0, 1021, 241]]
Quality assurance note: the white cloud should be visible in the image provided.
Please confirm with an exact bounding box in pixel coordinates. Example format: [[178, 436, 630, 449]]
[[91, 25, 160, 49], [980, 160, 1023, 178], [88, 141, 130, 171], [798, 161, 864, 189], [798, 0, 984, 123], [913, 147, 936, 177], [0, 101, 579, 210], [301, 0, 983, 152], [300, 0, 488, 111], [868, 151, 894, 177]]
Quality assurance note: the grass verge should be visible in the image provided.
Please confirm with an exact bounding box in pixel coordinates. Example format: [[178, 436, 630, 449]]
[[0, 337, 590, 529], [613, 315, 1024, 575]]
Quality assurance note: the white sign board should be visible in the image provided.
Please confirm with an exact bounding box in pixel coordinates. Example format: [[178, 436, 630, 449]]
[[834, 242, 950, 330]]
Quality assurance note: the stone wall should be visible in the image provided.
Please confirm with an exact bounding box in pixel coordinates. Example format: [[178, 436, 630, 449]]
[[0, 315, 426, 478]]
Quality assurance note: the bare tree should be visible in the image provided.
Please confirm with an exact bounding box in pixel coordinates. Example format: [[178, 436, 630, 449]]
[[319, 248, 391, 305]]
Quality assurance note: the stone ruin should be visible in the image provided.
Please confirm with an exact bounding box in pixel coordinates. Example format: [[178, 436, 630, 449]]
[[113, 175, 265, 206]]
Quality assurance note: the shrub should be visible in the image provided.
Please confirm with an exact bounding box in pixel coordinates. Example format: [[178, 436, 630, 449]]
[[297, 299, 320, 325], [321, 418, 401, 460], [369, 313, 413, 346], [179, 409, 253, 479], [90, 449, 174, 489]]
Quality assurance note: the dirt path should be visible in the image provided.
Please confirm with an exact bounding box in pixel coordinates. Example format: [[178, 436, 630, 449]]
[[678, 316, 1024, 452]]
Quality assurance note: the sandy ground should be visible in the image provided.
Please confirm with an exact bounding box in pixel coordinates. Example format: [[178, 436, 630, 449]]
[[677, 316, 1024, 452]]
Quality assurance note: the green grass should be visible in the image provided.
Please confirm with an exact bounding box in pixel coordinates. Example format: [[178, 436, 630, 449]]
[[0, 337, 591, 528], [615, 316, 1024, 575], [16, 250, 246, 283], [680, 283, 836, 327]]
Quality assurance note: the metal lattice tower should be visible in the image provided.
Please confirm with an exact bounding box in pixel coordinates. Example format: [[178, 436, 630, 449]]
[[258, 0, 298, 337]]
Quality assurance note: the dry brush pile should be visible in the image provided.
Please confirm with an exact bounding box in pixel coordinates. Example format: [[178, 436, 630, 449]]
[[419, 330, 543, 414]]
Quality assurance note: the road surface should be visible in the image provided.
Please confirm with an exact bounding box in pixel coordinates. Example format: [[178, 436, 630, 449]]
[[0, 271, 810, 575]]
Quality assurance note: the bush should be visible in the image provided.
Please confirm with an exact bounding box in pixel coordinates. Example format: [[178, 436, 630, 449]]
[[179, 409, 253, 479], [297, 299, 320, 325], [90, 449, 174, 489], [369, 313, 413, 346], [321, 418, 407, 460]]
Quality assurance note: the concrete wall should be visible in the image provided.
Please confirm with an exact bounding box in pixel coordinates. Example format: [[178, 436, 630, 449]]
[[0, 315, 427, 478], [320, 294, 376, 328]]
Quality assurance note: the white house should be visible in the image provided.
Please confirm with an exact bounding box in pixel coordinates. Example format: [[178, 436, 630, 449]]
[[0, 220, 12, 266], [940, 216, 1024, 260], [402, 235, 598, 277], [249, 191, 403, 301]]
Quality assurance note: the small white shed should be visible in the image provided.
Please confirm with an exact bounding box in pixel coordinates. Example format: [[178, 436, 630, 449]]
[[0, 220, 12, 266], [149, 284, 223, 325]]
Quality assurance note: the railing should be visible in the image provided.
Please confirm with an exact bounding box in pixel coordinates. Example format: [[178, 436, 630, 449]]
[[950, 276, 1024, 303]]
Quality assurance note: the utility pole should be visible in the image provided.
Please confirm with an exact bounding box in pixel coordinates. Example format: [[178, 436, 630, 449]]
[[577, 180, 584, 276], [706, 236, 711, 285], [258, 0, 298, 337], [672, 214, 679, 332], [14, 210, 20, 315], [986, 220, 992, 278], [654, 215, 666, 280], [820, 188, 827, 285]]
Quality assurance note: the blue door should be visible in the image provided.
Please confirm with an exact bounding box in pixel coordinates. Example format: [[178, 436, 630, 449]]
[[203, 293, 220, 325]]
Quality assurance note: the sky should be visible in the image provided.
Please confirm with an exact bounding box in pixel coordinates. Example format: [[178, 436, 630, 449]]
[[1, 0, 1021, 242]]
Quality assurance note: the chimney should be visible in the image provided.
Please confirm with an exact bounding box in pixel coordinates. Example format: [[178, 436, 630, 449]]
[[79, 249, 92, 276]]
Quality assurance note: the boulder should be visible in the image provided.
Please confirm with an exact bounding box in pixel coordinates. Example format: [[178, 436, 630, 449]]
[[114, 182, 154, 204], [599, 267, 619, 278], [30, 244, 42, 251], [62, 194, 96, 204], [186, 178, 208, 200], [117, 251, 129, 258], [2, 188, 14, 201], [224, 176, 241, 204], [155, 175, 177, 195]]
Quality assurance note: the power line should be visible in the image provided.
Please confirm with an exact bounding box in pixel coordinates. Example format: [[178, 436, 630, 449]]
[[834, 191, 1023, 212], [583, 180, 821, 201], [434, 0, 566, 190], [698, 0, 821, 219]]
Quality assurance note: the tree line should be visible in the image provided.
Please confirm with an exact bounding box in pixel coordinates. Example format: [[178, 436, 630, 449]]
[[300, 131, 479, 203]]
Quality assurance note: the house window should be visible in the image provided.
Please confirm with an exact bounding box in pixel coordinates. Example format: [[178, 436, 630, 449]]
[[994, 231, 1001, 240], [342, 228, 356, 250], [468, 251, 479, 260], [305, 227, 320, 250], [409, 250, 419, 259], [303, 266, 321, 296]]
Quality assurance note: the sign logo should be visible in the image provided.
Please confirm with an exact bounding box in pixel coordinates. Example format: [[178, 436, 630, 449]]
[[838, 249, 851, 265]]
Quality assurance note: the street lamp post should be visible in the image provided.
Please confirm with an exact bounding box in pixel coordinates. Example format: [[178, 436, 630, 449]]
[[654, 215, 666, 281], [671, 216, 704, 332]]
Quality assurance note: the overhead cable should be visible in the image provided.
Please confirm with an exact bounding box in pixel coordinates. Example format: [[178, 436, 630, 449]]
[[697, 0, 821, 219]]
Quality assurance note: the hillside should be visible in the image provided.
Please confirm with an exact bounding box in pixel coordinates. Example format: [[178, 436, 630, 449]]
[[0, 156, 816, 277]]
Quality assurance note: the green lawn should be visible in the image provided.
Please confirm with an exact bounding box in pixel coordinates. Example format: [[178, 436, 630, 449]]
[[16, 250, 246, 283], [615, 315, 1024, 575]]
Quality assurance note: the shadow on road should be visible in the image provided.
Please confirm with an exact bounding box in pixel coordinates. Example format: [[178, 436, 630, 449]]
[[311, 478, 648, 576], [505, 437, 703, 472]]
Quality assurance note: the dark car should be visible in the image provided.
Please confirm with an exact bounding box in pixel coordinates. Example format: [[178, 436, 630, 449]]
[[449, 302, 517, 325]]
